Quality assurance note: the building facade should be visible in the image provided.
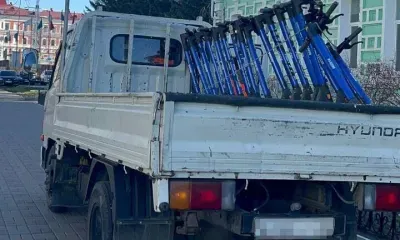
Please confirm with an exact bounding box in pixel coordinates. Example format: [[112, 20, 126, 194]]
[[212, 0, 400, 69], [0, 1, 82, 68]]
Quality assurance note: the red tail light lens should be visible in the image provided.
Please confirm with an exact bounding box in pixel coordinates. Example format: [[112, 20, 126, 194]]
[[376, 185, 400, 211], [191, 182, 222, 210], [169, 180, 235, 210]]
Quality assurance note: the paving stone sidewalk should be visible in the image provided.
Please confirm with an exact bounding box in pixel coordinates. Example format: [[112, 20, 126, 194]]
[[0, 102, 87, 240]]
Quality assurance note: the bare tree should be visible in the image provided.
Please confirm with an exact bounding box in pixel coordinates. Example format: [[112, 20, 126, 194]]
[[267, 75, 283, 99], [353, 61, 400, 106]]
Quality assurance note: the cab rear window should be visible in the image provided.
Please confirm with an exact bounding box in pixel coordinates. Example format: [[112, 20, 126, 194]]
[[110, 35, 182, 67]]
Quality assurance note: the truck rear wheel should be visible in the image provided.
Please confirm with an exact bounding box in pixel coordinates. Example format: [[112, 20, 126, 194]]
[[87, 181, 113, 240]]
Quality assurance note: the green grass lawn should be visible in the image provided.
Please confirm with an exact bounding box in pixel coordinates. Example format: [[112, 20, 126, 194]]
[[0, 85, 46, 93], [0, 85, 46, 100]]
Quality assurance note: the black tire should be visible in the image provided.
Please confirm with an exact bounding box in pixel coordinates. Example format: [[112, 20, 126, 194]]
[[45, 146, 67, 213], [87, 181, 113, 240]]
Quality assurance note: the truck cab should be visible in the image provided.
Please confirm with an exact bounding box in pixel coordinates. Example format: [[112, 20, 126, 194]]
[[23, 8, 400, 240]]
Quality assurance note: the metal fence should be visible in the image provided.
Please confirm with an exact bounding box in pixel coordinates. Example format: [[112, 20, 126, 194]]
[[357, 210, 400, 239]]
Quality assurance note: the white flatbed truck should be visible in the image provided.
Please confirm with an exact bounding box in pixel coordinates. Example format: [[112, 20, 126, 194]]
[[24, 9, 400, 240]]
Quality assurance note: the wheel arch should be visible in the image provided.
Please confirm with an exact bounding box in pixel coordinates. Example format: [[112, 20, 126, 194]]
[[84, 157, 134, 222], [84, 158, 114, 202]]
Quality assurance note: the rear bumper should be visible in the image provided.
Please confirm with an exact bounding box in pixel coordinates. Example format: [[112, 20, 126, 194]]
[[4, 80, 14, 85], [239, 212, 346, 239]]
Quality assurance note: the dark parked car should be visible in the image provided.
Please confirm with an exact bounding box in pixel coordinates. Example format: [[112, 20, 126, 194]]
[[0, 70, 21, 86], [19, 71, 32, 85]]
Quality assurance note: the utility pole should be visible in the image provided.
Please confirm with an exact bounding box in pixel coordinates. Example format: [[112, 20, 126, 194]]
[[34, 0, 40, 49], [60, 0, 69, 92], [34, 0, 40, 72]]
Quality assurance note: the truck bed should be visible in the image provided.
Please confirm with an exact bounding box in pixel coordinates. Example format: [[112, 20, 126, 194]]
[[53, 92, 400, 183]]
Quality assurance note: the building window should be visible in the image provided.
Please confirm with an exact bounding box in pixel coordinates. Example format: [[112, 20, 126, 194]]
[[397, 0, 400, 20], [266, 0, 274, 7], [367, 37, 375, 48], [363, 0, 383, 9], [396, 25, 400, 70], [5, 23, 9, 30], [227, 8, 234, 20], [23, 38, 27, 45], [51, 39, 55, 46], [1, 22, 3, 29], [361, 51, 381, 62], [350, 26, 359, 68], [362, 23, 382, 35], [110, 35, 182, 67], [376, 37, 381, 48], [42, 39, 47, 46], [362, 11, 367, 22], [246, 6, 254, 15], [368, 9, 376, 21], [255, 2, 263, 13], [238, 6, 245, 15], [377, 9, 383, 21], [351, 0, 360, 22]]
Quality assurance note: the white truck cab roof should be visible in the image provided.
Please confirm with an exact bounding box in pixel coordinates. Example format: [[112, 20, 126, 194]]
[[61, 10, 212, 94]]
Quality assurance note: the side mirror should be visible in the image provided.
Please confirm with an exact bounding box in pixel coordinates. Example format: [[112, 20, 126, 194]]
[[23, 49, 38, 73]]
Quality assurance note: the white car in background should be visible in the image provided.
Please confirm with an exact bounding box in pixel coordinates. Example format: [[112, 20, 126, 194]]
[[40, 70, 52, 84]]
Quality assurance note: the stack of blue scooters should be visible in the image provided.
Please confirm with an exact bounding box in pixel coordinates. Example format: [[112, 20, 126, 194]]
[[180, 0, 372, 104]]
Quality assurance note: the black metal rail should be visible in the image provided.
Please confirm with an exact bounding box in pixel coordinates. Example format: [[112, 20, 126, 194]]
[[38, 90, 46, 106], [357, 210, 400, 239]]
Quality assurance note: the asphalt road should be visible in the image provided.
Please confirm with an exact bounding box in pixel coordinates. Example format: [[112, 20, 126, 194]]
[[0, 101, 372, 240], [0, 101, 86, 240]]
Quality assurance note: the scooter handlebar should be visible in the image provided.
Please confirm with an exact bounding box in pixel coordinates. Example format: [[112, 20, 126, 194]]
[[325, 1, 338, 18], [336, 27, 362, 54], [347, 27, 362, 42]]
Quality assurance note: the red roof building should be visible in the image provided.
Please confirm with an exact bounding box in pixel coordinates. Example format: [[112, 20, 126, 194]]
[[0, 1, 83, 67]]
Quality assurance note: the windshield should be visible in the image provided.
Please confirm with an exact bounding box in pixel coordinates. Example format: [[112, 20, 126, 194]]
[[0, 71, 16, 76]]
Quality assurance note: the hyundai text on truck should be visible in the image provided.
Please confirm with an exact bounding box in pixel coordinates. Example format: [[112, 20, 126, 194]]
[[25, 9, 400, 240]]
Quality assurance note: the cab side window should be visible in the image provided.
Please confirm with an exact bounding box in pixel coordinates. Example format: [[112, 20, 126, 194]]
[[110, 35, 182, 67]]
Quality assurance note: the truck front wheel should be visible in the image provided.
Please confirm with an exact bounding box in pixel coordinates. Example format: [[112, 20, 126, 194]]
[[88, 181, 113, 240]]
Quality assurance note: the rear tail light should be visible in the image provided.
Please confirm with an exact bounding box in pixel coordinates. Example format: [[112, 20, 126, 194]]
[[169, 180, 235, 210], [364, 184, 400, 211]]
